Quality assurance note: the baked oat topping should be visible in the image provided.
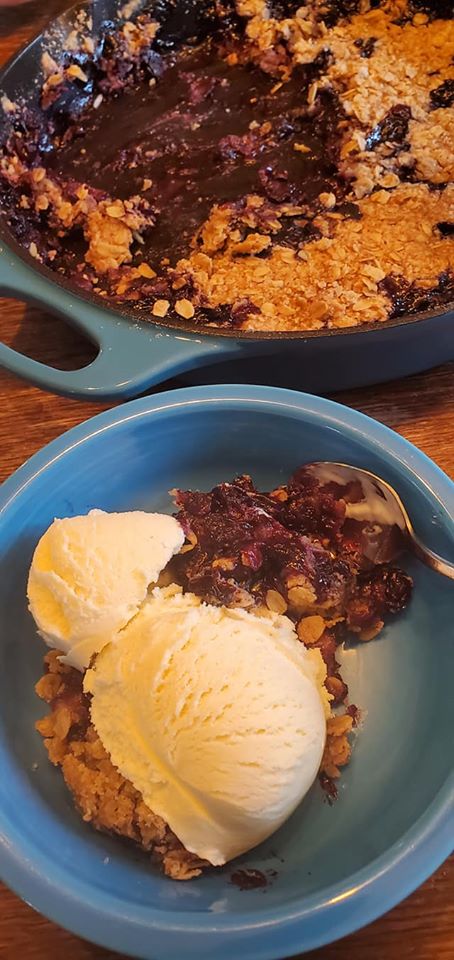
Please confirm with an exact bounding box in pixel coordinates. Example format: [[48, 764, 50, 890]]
[[406, 108, 454, 183], [0, 0, 452, 330], [178, 184, 453, 329], [35, 652, 207, 881], [84, 197, 153, 272]]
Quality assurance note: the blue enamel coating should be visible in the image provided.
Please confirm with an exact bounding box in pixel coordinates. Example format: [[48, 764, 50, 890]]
[[0, 243, 239, 398], [1, 239, 454, 399], [0, 385, 452, 959]]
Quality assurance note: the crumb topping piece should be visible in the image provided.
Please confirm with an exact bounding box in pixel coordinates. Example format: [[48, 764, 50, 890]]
[[36, 651, 207, 880], [178, 184, 453, 330], [85, 198, 152, 273]]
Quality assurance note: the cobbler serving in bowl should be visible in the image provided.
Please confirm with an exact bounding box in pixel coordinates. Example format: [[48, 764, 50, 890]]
[[0, 386, 452, 960], [32, 465, 413, 880]]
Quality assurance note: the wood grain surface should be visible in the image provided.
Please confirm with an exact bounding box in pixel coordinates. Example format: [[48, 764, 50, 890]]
[[0, 4, 453, 958]]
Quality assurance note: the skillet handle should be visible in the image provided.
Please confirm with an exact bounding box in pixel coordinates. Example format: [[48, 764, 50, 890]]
[[0, 244, 234, 400]]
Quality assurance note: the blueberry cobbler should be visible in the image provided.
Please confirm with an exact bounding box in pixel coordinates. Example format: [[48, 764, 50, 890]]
[[31, 466, 412, 879], [1, 0, 453, 331]]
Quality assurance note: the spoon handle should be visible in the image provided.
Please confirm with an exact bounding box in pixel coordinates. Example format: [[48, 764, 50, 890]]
[[410, 535, 454, 580]]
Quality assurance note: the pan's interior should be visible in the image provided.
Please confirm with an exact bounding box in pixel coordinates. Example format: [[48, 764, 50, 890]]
[[0, 0, 453, 341]]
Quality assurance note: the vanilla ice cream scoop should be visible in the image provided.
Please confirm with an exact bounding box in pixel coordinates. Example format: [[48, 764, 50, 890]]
[[85, 587, 328, 866], [27, 510, 184, 670]]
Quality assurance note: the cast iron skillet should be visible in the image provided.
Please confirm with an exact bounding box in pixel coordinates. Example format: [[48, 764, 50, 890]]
[[0, 0, 453, 400]]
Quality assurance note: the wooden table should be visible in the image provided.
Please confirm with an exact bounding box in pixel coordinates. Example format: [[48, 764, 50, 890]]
[[0, 3, 453, 958]]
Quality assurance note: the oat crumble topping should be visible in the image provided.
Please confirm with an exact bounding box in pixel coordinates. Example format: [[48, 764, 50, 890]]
[[178, 184, 453, 329], [0, 0, 452, 330], [35, 651, 207, 881]]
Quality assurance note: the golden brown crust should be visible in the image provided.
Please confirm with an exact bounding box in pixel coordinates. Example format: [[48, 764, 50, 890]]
[[321, 714, 354, 779], [240, 3, 453, 127], [84, 199, 150, 273], [406, 109, 454, 185], [178, 184, 453, 331], [35, 652, 207, 881]]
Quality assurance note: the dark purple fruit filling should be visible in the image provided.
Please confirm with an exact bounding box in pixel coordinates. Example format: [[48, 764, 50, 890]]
[[172, 467, 412, 620], [429, 79, 454, 110], [170, 468, 413, 708], [380, 271, 454, 318], [366, 104, 412, 151]]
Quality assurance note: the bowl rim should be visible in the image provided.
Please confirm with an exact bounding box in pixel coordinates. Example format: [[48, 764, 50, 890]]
[[0, 383, 453, 960]]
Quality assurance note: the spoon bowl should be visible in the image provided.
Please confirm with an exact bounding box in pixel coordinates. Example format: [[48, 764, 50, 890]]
[[306, 462, 454, 580]]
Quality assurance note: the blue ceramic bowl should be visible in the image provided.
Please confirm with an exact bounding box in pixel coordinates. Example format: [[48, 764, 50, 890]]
[[0, 385, 453, 960]]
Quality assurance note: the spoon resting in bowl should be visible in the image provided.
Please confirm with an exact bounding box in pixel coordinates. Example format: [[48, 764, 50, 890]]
[[305, 462, 454, 581]]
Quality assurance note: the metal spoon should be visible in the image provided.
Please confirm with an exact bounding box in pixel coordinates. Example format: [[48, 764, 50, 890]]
[[305, 462, 454, 580]]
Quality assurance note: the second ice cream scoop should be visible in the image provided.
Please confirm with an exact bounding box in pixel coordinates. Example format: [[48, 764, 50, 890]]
[[85, 586, 328, 866]]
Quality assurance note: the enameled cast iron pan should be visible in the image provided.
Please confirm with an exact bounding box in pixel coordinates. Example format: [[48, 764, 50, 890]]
[[0, 0, 453, 401]]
